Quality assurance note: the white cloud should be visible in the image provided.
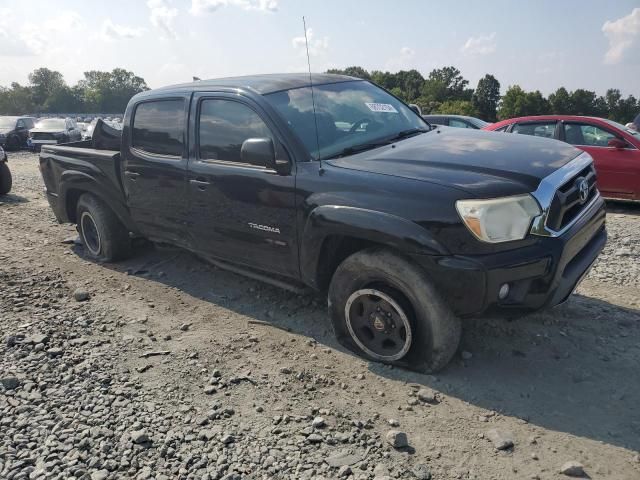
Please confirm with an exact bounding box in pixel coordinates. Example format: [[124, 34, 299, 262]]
[[43, 11, 83, 32], [148, 0, 179, 39], [0, 10, 83, 57], [101, 19, 145, 41], [190, 0, 277, 15], [602, 8, 640, 64], [400, 46, 415, 58], [460, 32, 496, 56], [292, 28, 328, 57], [383, 46, 416, 71]]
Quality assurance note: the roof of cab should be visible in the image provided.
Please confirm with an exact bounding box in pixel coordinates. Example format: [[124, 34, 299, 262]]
[[137, 73, 361, 98]]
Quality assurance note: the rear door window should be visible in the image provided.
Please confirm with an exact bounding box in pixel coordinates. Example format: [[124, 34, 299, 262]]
[[132, 99, 185, 157], [563, 123, 617, 147], [512, 122, 557, 139]]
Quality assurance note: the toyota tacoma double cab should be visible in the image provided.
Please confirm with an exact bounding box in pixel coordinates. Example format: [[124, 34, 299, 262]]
[[39, 74, 606, 372]]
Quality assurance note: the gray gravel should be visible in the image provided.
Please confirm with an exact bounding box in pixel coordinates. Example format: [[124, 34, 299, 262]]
[[2, 151, 640, 479]]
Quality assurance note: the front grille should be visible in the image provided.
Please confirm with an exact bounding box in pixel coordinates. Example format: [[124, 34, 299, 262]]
[[546, 164, 597, 231], [32, 132, 57, 140]]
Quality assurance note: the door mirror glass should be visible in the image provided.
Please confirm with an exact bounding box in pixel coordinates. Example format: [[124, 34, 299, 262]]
[[240, 138, 276, 168], [608, 138, 627, 149]]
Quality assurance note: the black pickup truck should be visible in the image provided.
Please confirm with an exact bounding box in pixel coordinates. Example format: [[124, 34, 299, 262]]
[[39, 74, 606, 372]]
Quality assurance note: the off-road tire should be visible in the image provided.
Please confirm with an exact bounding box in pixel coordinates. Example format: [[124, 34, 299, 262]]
[[328, 248, 461, 373], [0, 162, 12, 195], [76, 193, 131, 262]]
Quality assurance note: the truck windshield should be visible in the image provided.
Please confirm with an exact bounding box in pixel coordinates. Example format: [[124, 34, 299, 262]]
[[265, 80, 429, 160], [36, 119, 66, 129]]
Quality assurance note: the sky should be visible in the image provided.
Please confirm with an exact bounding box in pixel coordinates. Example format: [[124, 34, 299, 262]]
[[0, 0, 639, 97]]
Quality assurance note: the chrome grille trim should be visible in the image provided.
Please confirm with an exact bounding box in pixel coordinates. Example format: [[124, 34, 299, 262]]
[[530, 152, 600, 237]]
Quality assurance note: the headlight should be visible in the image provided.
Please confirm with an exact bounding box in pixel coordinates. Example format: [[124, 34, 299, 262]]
[[456, 194, 541, 243]]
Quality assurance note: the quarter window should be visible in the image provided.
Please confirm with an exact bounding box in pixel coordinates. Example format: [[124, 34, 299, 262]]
[[564, 123, 617, 147], [132, 100, 185, 157], [198, 99, 273, 163], [512, 122, 556, 139]]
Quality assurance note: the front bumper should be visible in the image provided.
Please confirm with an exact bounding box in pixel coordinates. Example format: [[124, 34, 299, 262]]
[[412, 194, 607, 317], [29, 139, 59, 148]]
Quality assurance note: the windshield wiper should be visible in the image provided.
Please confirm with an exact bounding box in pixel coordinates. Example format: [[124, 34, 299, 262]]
[[321, 140, 392, 160], [321, 128, 430, 160], [391, 128, 430, 140]]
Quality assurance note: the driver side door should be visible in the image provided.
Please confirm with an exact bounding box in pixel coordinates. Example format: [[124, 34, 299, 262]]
[[186, 93, 298, 277]]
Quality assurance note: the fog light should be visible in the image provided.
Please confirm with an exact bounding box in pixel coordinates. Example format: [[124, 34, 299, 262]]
[[498, 283, 510, 300]]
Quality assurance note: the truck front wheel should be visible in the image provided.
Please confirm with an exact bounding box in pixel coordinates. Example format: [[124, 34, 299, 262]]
[[76, 194, 132, 262], [328, 248, 461, 373]]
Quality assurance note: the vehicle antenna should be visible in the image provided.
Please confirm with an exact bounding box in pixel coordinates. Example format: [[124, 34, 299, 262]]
[[302, 16, 323, 174]]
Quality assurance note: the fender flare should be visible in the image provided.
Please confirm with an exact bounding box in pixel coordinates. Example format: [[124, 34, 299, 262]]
[[58, 170, 136, 231], [300, 205, 449, 287]]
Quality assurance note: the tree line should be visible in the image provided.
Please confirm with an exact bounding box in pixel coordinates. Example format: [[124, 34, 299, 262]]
[[0, 67, 148, 115], [2, 65, 638, 124], [327, 66, 639, 124]]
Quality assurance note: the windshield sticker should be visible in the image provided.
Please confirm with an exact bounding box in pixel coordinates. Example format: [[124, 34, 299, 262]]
[[365, 103, 398, 113]]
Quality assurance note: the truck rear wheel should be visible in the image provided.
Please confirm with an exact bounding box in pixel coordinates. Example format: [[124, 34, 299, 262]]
[[328, 248, 461, 372], [0, 162, 12, 195], [76, 194, 131, 262]]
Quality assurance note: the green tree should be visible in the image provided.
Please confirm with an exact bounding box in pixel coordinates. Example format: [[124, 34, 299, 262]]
[[498, 86, 549, 119], [548, 87, 571, 114], [472, 74, 500, 121], [616, 94, 639, 123], [326, 66, 371, 80], [436, 100, 478, 116], [569, 89, 598, 115], [28, 68, 66, 109], [0, 83, 35, 115], [427, 66, 469, 98], [394, 69, 425, 102], [78, 68, 148, 112]]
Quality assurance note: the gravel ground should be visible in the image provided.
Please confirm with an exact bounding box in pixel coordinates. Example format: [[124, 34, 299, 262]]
[[1, 151, 639, 480]]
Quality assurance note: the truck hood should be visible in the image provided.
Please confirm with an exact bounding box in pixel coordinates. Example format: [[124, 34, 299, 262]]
[[30, 128, 65, 134], [327, 128, 581, 197]]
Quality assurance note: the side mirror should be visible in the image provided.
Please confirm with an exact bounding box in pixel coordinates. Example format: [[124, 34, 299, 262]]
[[241, 138, 276, 169], [408, 103, 422, 116], [608, 138, 627, 149]]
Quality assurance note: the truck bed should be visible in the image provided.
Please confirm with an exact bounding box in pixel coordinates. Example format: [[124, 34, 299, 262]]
[[39, 142, 129, 226]]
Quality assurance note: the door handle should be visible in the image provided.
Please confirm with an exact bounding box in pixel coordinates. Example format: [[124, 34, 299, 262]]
[[125, 171, 140, 179]]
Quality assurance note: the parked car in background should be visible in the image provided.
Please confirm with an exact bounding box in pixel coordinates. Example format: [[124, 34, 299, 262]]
[[39, 73, 606, 372], [484, 115, 640, 201], [83, 118, 99, 140], [0, 145, 11, 194], [77, 122, 89, 137], [29, 118, 82, 150], [0, 116, 36, 150], [422, 114, 490, 129]]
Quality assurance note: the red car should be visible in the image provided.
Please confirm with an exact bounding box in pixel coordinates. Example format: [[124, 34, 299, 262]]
[[484, 115, 640, 201]]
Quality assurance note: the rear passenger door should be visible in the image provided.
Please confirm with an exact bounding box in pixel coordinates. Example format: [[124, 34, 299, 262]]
[[186, 93, 298, 277], [123, 95, 192, 246]]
